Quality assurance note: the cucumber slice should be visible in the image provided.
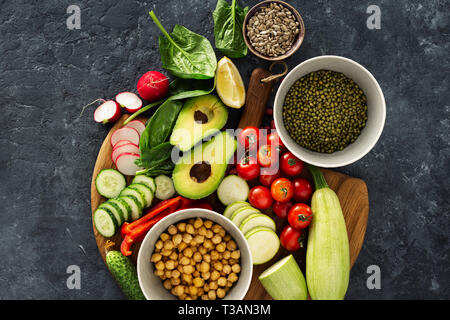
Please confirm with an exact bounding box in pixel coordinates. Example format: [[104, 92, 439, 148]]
[[240, 213, 276, 235], [132, 175, 156, 193], [99, 201, 125, 226], [217, 175, 249, 206], [230, 206, 260, 227], [119, 195, 143, 221], [259, 254, 308, 300], [94, 207, 118, 237], [109, 198, 131, 222], [120, 187, 146, 209], [245, 227, 280, 265], [154, 175, 175, 200], [128, 183, 154, 208], [223, 201, 249, 219], [95, 169, 126, 198]]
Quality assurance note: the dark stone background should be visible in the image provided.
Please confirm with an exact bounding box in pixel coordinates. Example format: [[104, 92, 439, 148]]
[[0, 0, 448, 299]]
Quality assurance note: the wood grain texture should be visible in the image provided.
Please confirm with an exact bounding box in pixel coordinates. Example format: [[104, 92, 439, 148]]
[[91, 69, 369, 300]]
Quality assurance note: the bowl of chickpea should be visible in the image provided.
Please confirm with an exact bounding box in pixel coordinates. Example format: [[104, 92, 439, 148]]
[[137, 208, 253, 300]]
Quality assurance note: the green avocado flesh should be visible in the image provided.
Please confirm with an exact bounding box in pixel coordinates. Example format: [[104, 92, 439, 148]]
[[170, 94, 228, 152], [172, 131, 236, 199]]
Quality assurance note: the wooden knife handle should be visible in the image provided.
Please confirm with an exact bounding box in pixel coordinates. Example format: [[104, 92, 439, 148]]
[[238, 68, 273, 129]]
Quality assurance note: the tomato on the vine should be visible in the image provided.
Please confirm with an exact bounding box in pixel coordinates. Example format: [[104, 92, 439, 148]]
[[288, 203, 313, 229], [272, 201, 293, 219], [236, 156, 260, 181], [248, 186, 273, 210], [280, 225, 305, 251], [292, 178, 313, 202], [238, 126, 260, 151], [270, 178, 293, 203], [267, 132, 285, 152], [280, 151, 304, 176], [257, 144, 278, 168], [259, 167, 280, 187]]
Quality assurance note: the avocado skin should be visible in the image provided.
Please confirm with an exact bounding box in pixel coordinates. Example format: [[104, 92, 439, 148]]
[[172, 131, 237, 200], [106, 251, 145, 300], [169, 94, 228, 152]]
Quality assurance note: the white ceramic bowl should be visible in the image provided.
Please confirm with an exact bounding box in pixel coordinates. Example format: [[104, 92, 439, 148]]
[[137, 208, 253, 300], [274, 55, 386, 168]]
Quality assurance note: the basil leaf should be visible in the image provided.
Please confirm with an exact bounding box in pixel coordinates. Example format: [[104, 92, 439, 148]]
[[213, 0, 248, 58], [139, 99, 183, 150], [150, 11, 217, 79]]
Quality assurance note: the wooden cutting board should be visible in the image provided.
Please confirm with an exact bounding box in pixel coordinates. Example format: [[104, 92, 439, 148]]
[[91, 68, 369, 300]]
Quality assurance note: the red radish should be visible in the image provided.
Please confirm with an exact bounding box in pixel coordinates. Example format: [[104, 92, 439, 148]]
[[111, 142, 140, 164], [115, 153, 142, 176], [113, 140, 133, 148], [115, 92, 143, 113], [110, 127, 140, 147], [93, 100, 121, 123], [123, 120, 146, 136], [137, 71, 169, 101]]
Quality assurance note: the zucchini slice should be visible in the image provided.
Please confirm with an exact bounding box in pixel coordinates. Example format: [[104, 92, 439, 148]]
[[230, 206, 260, 227], [95, 169, 126, 198], [239, 213, 276, 235], [245, 227, 280, 265], [217, 175, 249, 206], [223, 201, 250, 219]]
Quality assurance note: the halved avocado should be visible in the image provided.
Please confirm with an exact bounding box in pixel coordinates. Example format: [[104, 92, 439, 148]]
[[172, 131, 236, 199], [170, 94, 228, 152]]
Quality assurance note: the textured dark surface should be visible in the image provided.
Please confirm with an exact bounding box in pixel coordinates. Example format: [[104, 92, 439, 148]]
[[0, 0, 448, 300]]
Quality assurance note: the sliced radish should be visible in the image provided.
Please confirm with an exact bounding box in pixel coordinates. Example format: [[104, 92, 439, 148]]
[[115, 92, 143, 113], [115, 153, 142, 176], [110, 127, 140, 148], [112, 142, 140, 164], [113, 140, 134, 148], [94, 100, 121, 124], [124, 120, 146, 136]]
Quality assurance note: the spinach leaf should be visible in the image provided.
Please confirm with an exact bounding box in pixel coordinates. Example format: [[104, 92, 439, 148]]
[[139, 99, 183, 150], [150, 11, 217, 80], [135, 142, 174, 170], [213, 0, 248, 58], [168, 77, 216, 100]]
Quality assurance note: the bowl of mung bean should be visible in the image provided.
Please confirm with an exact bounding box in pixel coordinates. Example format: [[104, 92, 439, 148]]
[[243, 0, 305, 61], [137, 208, 253, 300], [273, 55, 386, 168]]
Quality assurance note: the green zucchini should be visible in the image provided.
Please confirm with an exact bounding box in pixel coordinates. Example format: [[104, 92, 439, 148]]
[[306, 165, 350, 300]]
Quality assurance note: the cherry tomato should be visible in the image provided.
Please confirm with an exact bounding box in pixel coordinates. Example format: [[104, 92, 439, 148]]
[[280, 225, 305, 251], [248, 186, 273, 210], [288, 203, 313, 229], [292, 178, 313, 202], [270, 178, 293, 203], [236, 156, 260, 181], [272, 201, 293, 219], [259, 167, 280, 187], [267, 132, 285, 152], [238, 126, 260, 151], [257, 144, 279, 168], [280, 152, 304, 176]]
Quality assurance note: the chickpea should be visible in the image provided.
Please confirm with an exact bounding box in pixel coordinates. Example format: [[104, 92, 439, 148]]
[[221, 259, 228, 266], [210, 250, 220, 260], [203, 283, 209, 291], [206, 230, 214, 239], [228, 272, 238, 283], [194, 235, 205, 244], [182, 273, 193, 285], [171, 270, 180, 278], [186, 224, 195, 234], [203, 239, 213, 249], [211, 270, 220, 281], [193, 277, 204, 288], [151, 253, 162, 263], [226, 240, 237, 251], [223, 264, 231, 274], [217, 277, 227, 287], [173, 234, 182, 245], [155, 261, 165, 270], [216, 243, 226, 253], [193, 270, 200, 278], [177, 265, 184, 273], [161, 248, 172, 256], [193, 218, 203, 229], [189, 286, 198, 296], [165, 260, 176, 270], [211, 235, 222, 244], [209, 281, 218, 290], [160, 233, 169, 242], [231, 264, 240, 273], [217, 288, 226, 299], [197, 288, 204, 297], [188, 218, 195, 225], [201, 294, 209, 300], [208, 290, 216, 300], [218, 229, 226, 238], [190, 258, 196, 266], [201, 272, 210, 280], [165, 270, 172, 278], [155, 240, 163, 250], [223, 235, 231, 241], [178, 242, 187, 251], [230, 250, 240, 260], [154, 269, 164, 277], [170, 277, 181, 286], [183, 265, 195, 274], [164, 240, 174, 251], [193, 252, 202, 262], [229, 258, 238, 265], [203, 254, 211, 263], [175, 285, 184, 296], [163, 279, 172, 290], [168, 225, 177, 235], [214, 261, 223, 271], [226, 280, 233, 288], [177, 222, 186, 232], [198, 246, 207, 255], [198, 226, 207, 236], [182, 233, 192, 244], [184, 247, 193, 258], [223, 251, 231, 259], [169, 252, 178, 261]]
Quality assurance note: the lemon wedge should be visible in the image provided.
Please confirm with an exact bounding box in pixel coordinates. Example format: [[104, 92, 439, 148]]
[[216, 56, 246, 109]]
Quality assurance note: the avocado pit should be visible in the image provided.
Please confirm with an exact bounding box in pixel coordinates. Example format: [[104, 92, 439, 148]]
[[189, 161, 212, 183], [194, 110, 209, 124]]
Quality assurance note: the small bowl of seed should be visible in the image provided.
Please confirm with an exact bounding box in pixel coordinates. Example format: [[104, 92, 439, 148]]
[[243, 0, 305, 61]]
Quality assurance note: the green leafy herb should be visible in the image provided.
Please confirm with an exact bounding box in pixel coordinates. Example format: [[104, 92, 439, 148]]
[[213, 0, 248, 58], [149, 11, 217, 79], [135, 142, 174, 173]]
